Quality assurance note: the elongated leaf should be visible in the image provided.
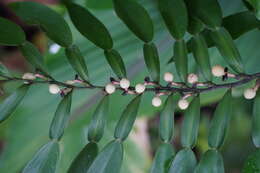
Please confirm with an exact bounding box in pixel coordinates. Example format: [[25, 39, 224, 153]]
[[104, 49, 127, 78], [87, 140, 123, 173], [194, 149, 224, 173], [66, 3, 113, 50], [65, 45, 89, 81], [68, 142, 98, 173], [181, 96, 200, 148], [247, 0, 260, 20], [88, 96, 109, 142], [150, 143, 174, 173], [0, 84, 29, 123], [190, 34, 212, 81], [49, 92, 72, 140], [10, 1, 72, 47], [143, 43, 160, 82], [168, 148, 197, 173], [252, 90, 260, 147], [114, 95, 142, 141], [174, 40, 188, 82], [243, 149, 260, 173], [22, 140, 60, 173], [208, 90, 232, 149], [187, 16, 204, 35], [158, 0, 188, 39], [0, 17, 25, 46], [159, 95, 175, 142], [113, 0, 154, 42], [210, 27, 244, 73], [0, 63, 11, 77]]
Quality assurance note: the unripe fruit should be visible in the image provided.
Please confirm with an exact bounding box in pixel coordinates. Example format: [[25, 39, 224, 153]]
[[22, 73, 36, 80], [135, 83, 145, 94], [178, 99, 189, 110], [244, 88, 256, 100], [105, 83, 116, 94], [212, 65, 225, 77], [187, 73, 198, 84], [49, 84, 60, 94], [152, 96, 162, 107], [163, 72, 174, 82], [120, 78, 130, 89]]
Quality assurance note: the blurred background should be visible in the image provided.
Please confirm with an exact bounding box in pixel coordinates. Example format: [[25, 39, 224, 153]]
[[0, 0, 260, 172]]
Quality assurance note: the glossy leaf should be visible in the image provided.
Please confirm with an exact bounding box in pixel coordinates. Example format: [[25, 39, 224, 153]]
[[66, 3, 113, 49], [150, 143, 174, 173], [68, 142, 98, 173], [0, 17, 25, 46], [173, 40, 188, 82], [210, 27, 244, 73], [159, 95, 175, 142], [113, 0, 154, 42], [65, 45, 89, 81], [10, 1, 72, 47], [252, 90, 260, 147], [158, 0, 188, 39], [194, 149, 224, 173], [0, 84, 29, 123], [22, 141, 60, 173], [190, 34, 212, 81], [114, 95, 142, 141], [104, 49, 127, 78], [247, 0, 260, 20], [87, 140, 123, 173], [88, 96, 109, 142], [168, 148, 197, 173], [208, 90, 232, 149], [49, 92, 72, 140], [243, 149, 260, 173], [0, 63, 11, 77], [187, 16, 204, 35], [143, 43, 160, 82]]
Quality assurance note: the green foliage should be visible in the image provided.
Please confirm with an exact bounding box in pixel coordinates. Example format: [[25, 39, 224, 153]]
[[0, 63, 11, 77], [252, 90, 260, 147], [243, 149, 260, 172]]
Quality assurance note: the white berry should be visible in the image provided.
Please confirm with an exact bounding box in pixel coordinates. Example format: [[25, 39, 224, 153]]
[[178, 99, 189, 110], [152, 96, 162, 107], [187, 73, 198, 84], [119, 78, 130, 89], [212, 65, 225, 77], [22, 73, 36, 80], [244, 88, 256, 100], [105, 83, 116, 94], [164, 72, 174, 82], [49, 84, 60, 94], [135, 83, 145, 94]]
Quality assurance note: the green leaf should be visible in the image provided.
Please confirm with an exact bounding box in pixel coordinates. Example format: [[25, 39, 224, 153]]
[[143, 43, 160, 82], [49, 92, 72, 140], [247, 0, 260, 20], [68, 142, 98, 173], [87, 140, 123, 173], [210, 27, 244, 73], [22, 140, 60, 173], [0, 63, 12, 77], [104, 49, 127, 78], [65, 45, 89, 81], [252, 90, 260, 147], [150, 143, 174, 173], [113, 0, 154, 43], [66, 3, 113, 50], [174, 39, 188, 82], [10, 1, 72, 47], [194, 149, 224, 173], [114, 95, 142, 141], [159, 95, 176, 143], [85, 0, 113, 9], [187, 16, 204, 35], [158, 0, 188, 39], [88, 96, 109, 142], [190, 34, 212, 81], [208, 90, 232, 149], [168, 148, 197, 173], [187, 0, 222, 29], [0, 84, 29, 123], [0, 17, 25, 46], [181, 96, 201, 148], [243, 149, 260, 173]]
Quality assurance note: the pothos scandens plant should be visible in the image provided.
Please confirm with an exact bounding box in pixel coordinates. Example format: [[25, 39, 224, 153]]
[[0, 0, 260, 173]]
